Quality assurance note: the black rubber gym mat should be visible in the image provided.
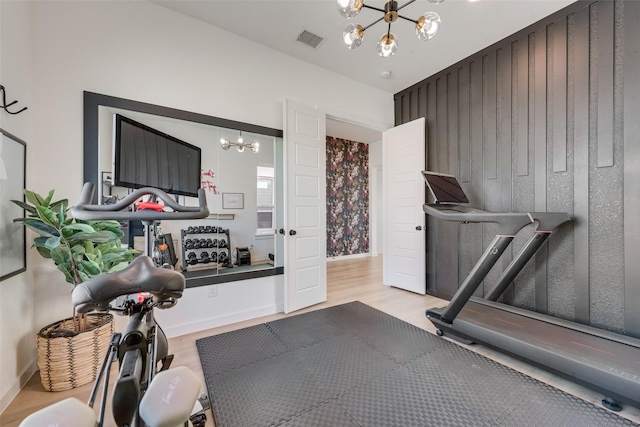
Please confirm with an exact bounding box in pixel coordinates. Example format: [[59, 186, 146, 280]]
[[196, 301, 638, 427]]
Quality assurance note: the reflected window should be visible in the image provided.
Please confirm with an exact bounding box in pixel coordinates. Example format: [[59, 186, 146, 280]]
[[257, 166, 274, 235]]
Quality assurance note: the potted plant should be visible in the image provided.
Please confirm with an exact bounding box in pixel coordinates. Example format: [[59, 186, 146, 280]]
[[12, 188, 137, 391]]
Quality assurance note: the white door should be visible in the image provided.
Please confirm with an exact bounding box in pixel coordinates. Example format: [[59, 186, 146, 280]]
[[283, 99, 327, 313], [382, 118, 426, 294]]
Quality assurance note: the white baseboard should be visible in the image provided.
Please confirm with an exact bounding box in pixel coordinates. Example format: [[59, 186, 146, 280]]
[[327, 253, 370, 262], [0, 359, 38, 415], [163, 304, 283, 338]]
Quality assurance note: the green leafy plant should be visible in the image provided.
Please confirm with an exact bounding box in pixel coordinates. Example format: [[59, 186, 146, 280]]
[[12, 189, 137, 330]]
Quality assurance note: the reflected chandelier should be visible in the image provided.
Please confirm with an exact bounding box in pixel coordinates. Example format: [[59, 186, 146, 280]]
[[337, 0, 443, 57], [219, 132, 259, 153]]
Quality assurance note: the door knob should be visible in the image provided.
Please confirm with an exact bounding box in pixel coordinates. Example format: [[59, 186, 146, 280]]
[[279, 229, 285, 235], [416, 226, 423, 231], [289, 230, 297, 236]]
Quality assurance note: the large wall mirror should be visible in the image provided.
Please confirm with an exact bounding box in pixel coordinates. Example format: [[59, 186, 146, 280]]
[[84, 92, 284, 287]]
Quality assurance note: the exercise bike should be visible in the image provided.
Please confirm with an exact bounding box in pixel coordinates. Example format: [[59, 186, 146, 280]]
[[20, 183, 210, 427]]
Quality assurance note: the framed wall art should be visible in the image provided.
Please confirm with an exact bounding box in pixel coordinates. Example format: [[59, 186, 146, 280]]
[[222, 193, 244, 209], [0, 129, 27, 281]]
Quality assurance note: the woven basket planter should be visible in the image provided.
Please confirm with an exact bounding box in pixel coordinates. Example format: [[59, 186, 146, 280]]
[[36, 313, 114, 392]]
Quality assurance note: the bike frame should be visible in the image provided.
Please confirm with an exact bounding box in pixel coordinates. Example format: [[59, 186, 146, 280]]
[[86, 292, 170, 426]]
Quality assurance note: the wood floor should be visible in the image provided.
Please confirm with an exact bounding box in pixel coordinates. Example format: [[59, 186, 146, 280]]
[[2, 256, 639, 426]]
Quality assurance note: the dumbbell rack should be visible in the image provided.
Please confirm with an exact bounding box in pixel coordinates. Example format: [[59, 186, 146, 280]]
[[181, 226, 232, 272]]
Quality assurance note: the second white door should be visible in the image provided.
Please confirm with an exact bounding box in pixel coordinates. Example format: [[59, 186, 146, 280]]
[[382, 118, 427, 294]]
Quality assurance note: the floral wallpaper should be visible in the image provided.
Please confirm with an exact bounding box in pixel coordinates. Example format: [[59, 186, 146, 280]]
[[326, 136, 369, 257]]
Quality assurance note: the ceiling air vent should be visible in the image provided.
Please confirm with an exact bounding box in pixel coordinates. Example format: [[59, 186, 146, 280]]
[[296, 30, 325, 49]]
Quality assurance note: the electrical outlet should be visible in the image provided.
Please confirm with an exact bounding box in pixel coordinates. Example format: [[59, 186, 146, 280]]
[[208, 285, 218, 298]]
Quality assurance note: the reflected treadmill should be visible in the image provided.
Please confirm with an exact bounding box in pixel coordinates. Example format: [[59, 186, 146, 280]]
[[421, 171, 640, 411]]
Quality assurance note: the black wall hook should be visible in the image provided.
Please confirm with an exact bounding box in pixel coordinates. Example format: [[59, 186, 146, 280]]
[[0, 84, 28, 115]]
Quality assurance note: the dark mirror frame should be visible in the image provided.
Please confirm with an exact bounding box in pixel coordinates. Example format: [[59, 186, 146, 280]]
[[83, 91, 284, 287]]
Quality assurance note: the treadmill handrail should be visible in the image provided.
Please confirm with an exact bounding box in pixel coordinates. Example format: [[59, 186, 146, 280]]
[[485, 214, 572, 301], [422, 203, 533, 235]]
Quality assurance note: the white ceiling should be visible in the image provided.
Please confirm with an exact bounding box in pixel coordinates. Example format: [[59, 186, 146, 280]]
[[151, 0, 577, 95], [149, 0, 576, 143]]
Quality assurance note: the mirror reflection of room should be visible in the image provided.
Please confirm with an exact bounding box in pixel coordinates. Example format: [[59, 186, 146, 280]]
[[97, 106, 281, 276]]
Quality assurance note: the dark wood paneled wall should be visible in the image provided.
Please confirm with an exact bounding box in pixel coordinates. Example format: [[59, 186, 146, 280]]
[[394, 0, 640, 337]]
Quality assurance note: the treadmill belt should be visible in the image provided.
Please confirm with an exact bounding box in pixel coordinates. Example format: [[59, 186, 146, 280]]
[[196, 301, 638, 426]]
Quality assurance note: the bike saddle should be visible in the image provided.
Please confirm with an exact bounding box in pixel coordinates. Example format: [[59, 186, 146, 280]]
[[72, 256, 186, 313]]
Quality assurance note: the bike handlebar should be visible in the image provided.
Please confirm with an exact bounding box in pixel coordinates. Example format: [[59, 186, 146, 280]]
[[71, 182, 209, 222]]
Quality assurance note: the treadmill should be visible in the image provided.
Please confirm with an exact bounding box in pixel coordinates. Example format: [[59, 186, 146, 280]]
[[421, 171, 640, 411]]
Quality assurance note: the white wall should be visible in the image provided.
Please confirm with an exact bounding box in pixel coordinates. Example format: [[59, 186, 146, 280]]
[[1, 0, 393, 409], [0, 0, 38, 414]]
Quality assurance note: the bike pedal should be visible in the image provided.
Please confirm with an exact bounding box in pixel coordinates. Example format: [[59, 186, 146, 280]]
[[189, 412, 207, 427], [159, 354, 174, 372]]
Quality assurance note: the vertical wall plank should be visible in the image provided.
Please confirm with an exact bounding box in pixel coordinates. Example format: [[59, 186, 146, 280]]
[[517, 36, 530, 176], [410, 90, 418, 121], [535, 28, 548, 212], [418, 83, 427, 120], [394, 94, 402, 126], [470, 59, 483, 202], [459, 65, 471, 182], [597, 0, 614, 167], [553, 17, 569, 172], [447, 70, 460, 295], [437, 77, 447, 170], [428, 80, 437, 168], [573, 6, 590, 325], [500, 45, 513, 214], [485, 52, 498, 180], [497, 46, 514, 303], [427, 81, 436, 170], [470, 59, 484, 291], [623, 0, 640, 338], [402, 93, 411, 124], [534, 26, 549, 312]]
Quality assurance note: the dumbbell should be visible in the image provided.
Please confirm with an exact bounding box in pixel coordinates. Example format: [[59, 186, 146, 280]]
[[184, 239, 194, 250], [212, 239, 218, 248], [186, 226, 196, 234], [200, 252, 211, 264], [210, 251, 217, 263], [186, 252, 198, 265], [218, 239, 226, 248], [218, 252, 228, 264], [205, 239, 213, 248], [198, 226, 206, 233]]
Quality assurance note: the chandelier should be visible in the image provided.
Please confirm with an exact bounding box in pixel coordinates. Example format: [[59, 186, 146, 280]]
[[337, 0, 443, 57], [220, 132, 259, 153]]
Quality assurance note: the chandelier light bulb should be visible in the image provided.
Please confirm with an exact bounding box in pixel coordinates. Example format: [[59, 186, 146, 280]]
[[377, 33, 397, 57], [343, 23, 364, 49], [237, 144, 245, 153], [337, 0, 364, 18], [220, 138, 231, 150], [250, 141, 260, 153], [416, 12, 441, 41]]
